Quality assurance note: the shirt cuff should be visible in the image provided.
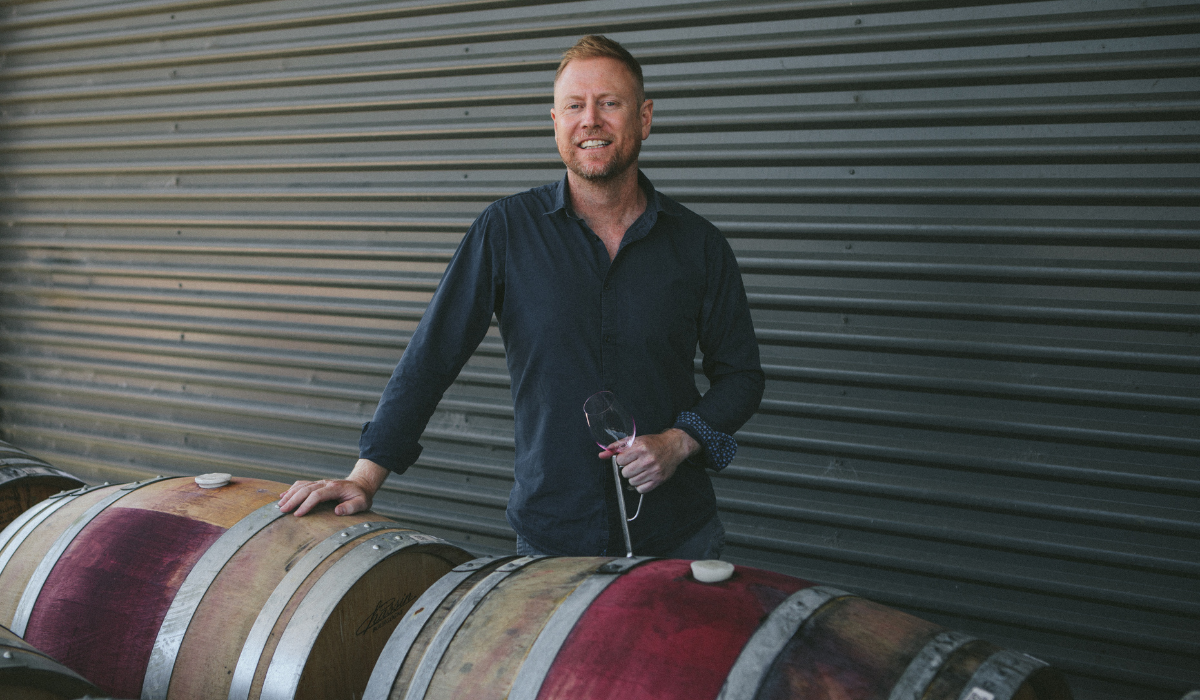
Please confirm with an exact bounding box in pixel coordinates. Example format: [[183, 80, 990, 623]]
[[673, 411, 738, 472]]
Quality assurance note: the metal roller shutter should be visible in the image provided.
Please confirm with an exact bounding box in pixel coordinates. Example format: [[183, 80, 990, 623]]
[[1, 1, 1196, 698]]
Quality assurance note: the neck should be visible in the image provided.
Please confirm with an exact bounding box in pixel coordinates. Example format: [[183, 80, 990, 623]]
[[566, 166, 646, 247]]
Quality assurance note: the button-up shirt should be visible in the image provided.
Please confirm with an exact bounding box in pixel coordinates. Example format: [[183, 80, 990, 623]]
[[360, 172, 763, 555]]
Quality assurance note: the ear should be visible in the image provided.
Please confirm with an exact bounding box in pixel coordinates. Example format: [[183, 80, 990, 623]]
[[640, 99, 654, 140]]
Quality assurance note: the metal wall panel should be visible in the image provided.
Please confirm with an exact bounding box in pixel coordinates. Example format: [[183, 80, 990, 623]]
[[1, 1, 1196, 698]]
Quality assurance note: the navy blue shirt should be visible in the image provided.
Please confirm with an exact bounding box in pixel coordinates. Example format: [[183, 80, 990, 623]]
[[360, 172, 763, 555]]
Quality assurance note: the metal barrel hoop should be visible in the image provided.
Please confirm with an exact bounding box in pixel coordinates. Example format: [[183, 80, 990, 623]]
[[716, 585, 853, 700], [10, 475, 173, 635], [507, 556, 658, 700]]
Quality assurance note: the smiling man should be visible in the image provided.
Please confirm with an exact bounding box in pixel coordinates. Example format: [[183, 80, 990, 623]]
[[280, 35, 763, 559]]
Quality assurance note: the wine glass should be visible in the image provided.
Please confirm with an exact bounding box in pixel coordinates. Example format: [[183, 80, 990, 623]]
[[583, 390, 644, 557]]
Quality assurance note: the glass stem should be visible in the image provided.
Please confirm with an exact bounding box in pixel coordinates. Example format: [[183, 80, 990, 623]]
[[612, 456, 633, 557]]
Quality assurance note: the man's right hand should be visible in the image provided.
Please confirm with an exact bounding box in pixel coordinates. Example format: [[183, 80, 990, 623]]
[[278, 458, 390, 516]]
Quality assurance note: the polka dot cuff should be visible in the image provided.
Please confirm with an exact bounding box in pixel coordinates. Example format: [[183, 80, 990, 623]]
[[674, 411, 738, 472]]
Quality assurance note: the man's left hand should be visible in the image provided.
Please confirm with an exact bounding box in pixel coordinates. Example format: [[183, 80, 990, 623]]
[[599, 428, 700, 493]]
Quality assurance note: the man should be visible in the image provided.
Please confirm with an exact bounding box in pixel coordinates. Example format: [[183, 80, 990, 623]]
[[279, 35, 763, 558]]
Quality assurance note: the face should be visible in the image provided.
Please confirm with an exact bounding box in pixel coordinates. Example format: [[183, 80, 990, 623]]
[[551, 56, 653, 183]]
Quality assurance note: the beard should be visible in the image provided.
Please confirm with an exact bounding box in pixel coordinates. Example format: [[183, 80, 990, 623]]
[[560, 133, 643, 183]]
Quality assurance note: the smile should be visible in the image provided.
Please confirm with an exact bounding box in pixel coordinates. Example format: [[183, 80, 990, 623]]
[[579, 140, 611, 149]]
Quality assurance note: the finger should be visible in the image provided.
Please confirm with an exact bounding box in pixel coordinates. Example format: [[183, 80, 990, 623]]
[[334, 494, 367, 516], [278, 483, 314, 513], [278, 480, 311, 503], [292, 482, 339, 517]]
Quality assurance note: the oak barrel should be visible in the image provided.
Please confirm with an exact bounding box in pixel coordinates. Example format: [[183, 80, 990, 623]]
[[0, 475, 473, 700], [364, 556, 1072, 700], [0, 440, 84, 531], [0, 622, 101, 700]]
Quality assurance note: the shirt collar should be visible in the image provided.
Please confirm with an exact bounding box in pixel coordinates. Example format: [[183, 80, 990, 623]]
[[549, 170, 673, 222]]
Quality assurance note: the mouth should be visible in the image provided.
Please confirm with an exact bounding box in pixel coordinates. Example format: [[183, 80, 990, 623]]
[[578, 139, 611, 149]]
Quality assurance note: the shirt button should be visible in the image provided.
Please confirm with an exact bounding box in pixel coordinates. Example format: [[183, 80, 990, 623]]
[[604, 335, 612, 343]]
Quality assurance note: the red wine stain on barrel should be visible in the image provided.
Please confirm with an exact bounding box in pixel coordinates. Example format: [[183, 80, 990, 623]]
[[23, 506, 225, 699], [537, 559, 809, 700]]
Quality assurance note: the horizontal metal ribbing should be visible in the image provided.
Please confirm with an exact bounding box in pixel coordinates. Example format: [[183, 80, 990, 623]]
[[0, 325, 503, 371], [7, 350, 1196, 494], [5, 389, 1194, 539], [739, 257, 1200, 286], [2, 3, 1194, 80], [728, 433, 1197, 497], [724, 453, 1200, 536], [748, 294, 1200, 332], [1, 0, 563, 53], [1, 262, 446, 292], [754, 398, 1200, 455], [11, 256, 1199, 290], [3, 183, 1197, 211], [715, 219, 1200, 244], [12, 0, 1151, 48], [0, 0, 834, 57], [0, 240, 458, 259], [0, 213, 473, 232], [7, 318, 1195, 415], [0, 291, 436, 325], [760, 364, 1200, 415], [756, 329, 1200, 371], [0, 290, 430, 322], [716, 493, 1200, 577], [5, 216, 1196, 247], [5, 308, 1196, 380], [4, 141, 1198, 172], [0, 329, 422, 375], [0, 389, 515, 452], [5, 47, 1197, 125], [7, 142, 1200, 173], [4, 18, 1197, 105], [1, 0, 249, 30], [717, 527, 1200, 621], [0, 188, 510, 203], [20, 369, 1190, 462], [4, 92, 1197, 152], [7, 345, 1192, 419]]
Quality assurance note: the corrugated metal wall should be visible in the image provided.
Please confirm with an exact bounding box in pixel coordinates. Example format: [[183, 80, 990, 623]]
[[1, 1, 1197, 698]]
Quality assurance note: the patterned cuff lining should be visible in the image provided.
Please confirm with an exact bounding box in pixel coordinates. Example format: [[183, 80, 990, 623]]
[[674, 411, 737, 471]]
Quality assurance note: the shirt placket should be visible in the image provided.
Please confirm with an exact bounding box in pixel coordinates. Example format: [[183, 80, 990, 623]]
[[600, 261, 620, 391]]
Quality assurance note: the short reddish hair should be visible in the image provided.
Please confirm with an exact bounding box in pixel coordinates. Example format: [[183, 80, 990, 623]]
[[555, 35, 645, 102]]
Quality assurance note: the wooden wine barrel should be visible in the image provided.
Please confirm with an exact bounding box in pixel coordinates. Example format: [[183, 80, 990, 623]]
[[0, 474, 473, 700], [0, 622, 101, 700], [0, 440, 85, 531], [363, 556, 1072, 700]]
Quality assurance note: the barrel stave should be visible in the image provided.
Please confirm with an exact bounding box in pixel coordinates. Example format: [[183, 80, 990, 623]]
[[0, 476, 473, 700], [295, 539, 473, 700], [0, 622, 100, 700], [0, 484, 119, 626], [381, 556, 515, 700], [168, 504, 393, 700], [426, 557, 605, 700], [0, 440, 86, 532], [753, 596, 944, 700]]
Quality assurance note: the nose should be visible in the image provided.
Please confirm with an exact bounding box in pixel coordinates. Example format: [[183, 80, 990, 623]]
[[580, 100, 601, 128]]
